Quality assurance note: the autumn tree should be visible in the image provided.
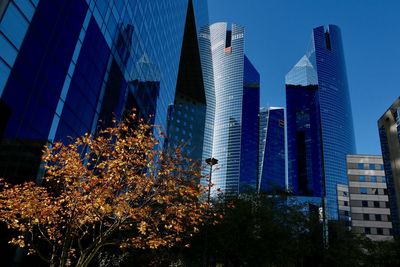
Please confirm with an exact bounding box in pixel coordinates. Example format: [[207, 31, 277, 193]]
[[0, 113, 210, 267]]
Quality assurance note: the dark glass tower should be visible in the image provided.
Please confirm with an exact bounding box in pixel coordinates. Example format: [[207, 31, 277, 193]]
[[258, 107, 286, 193], [286, 25, 356, 220], [378, 97, 400, 236], [0, 0, 209, 182], [0, 0, 209, 263]]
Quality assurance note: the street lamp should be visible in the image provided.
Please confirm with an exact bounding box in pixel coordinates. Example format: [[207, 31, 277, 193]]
[[205, 157, 218, 203], [203, 157, 218, 267]]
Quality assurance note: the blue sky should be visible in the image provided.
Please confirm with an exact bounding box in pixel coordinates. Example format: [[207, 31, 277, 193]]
[[208, 0, 400, 155]]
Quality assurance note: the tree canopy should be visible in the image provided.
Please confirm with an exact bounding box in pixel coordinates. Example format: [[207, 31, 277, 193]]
[[0, 114, 210, 267]]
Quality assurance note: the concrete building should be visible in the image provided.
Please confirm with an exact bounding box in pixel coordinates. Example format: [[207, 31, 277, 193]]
[[346, 155, 393, 241]]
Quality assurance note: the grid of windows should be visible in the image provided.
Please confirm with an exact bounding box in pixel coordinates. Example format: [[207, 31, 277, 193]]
[[208, 23, 259, 195], [347, 155, 393, 240], [286, 25, 355, 219], [0, 0, 210, 181], [379, 99, 400, 236], [258, 107, 286, 193]]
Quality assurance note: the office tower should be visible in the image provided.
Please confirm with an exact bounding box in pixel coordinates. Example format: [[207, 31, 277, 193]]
[[0, 0, 209, 183], [286, 25, 356, 220], [378, 97, 400, 236], [258, 107, 286, 193], [0, 0, 209, 264], [164, 0, 210, 161], [207, 23, 260, 195], [345, 155, 393, 241]]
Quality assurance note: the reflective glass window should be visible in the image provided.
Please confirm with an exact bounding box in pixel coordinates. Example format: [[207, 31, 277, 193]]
[[13, 0, 35, 21], [357, 163, 364, 169], [359, 175, 366, 182], [31, 0, 39, 7], [369, 164, 376, 170], [360, 188, 367, 194], [0, 59, 10, 95], [0, 3, 29, 48], [0, 0, 9, 19], [0, 33, 17, 66]]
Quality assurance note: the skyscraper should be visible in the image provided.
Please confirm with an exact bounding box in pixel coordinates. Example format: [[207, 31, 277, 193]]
[[207, 22, 260, 196], [0, 0, 209, 182], [258, 107, 286, 193], [286, 25, 356, 220], [378, 97, 400, 236], [0, 0, 210, 263]]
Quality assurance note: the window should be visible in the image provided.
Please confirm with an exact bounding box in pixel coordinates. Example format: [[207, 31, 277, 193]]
[[344, 211, 349, 216], [344, 201, 348, 206], [369, 164, 376, 170], [377, 228, 383, 235], [380, 165, 384, 170], [381, 177, 386, 183], [0, 2, 29, 48], [374, 201, 380, 208], [385, 202, 390, 208], [362, 201, 368, 207], [370, 176, 377, 182], [363, 214, 369, 220], [360, 188, 367, 194], [0, 0, 10, 21], [357, 163, 364, 169], [371, 188, 378, 195], [0, 34, 17, 66], [0, 59, 11, 95], [384, 189, 388, 195], [376, 214, 382, 221], [365, 227, 371, 234], [359, 175, 366, 182]]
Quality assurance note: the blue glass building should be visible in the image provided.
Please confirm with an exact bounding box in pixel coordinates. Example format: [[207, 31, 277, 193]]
[[208, 23, 260, 196], [0, 0, 210, 263], [378, 97, 400, 236], [0, 0, 209, 182], [258, 107, 286, 193], [286, 25, 356, 220]]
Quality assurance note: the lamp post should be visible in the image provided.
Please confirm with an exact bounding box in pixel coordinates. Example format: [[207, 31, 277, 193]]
[[203, 157, 218, 267], [205, 157, 218, 203]]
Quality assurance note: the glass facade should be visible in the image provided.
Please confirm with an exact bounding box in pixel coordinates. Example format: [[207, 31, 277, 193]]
[[286, 25, 356, 220], [258, 107, 286, 193], [208, 23, 259, 196], [286, 83, 323, 198], [239, 55, 260, 192], [0, 0, 210, 264], [378, 97, 400, 236], [0, 0, 209, 184]]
